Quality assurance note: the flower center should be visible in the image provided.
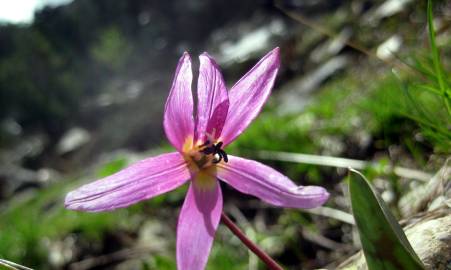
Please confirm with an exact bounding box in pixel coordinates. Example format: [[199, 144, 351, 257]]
[[184, 139, 228, 172]]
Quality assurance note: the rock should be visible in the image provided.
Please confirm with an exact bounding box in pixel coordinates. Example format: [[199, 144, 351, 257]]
[[405, 212, 451, 270], [0, 164, 38, 199], [399, 161, 450, 218], [57, 127, 91, 154], [0, 164, 61, 200], [137, 220, 168, 251], [277, 55, 349, 114], [376, 35, 402, 60], [0, 133, 54, 199], [319, 135, 345, 156], [0, 117, 22, 136], [95, 79, 145, 108], [37, 168, 61, 184], [46, 236, 76, 268], [365, 0, 414, 25], [278, 0, 342, 15], [0, 134, 46, 164], [310, 28, 352, 63], [212, 19, 286, 66]]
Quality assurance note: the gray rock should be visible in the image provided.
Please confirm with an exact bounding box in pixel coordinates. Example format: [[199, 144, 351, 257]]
[[211, 18, 286, 66], [57, 127, 91, 154], [310, 28, 352, 63], [376, 34, 402, 60], [277, 55, 349, 114], [365, 0, 414, 25], [399, 160, 450, 218]]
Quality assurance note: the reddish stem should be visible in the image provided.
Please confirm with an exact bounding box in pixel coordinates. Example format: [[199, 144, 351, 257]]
[[221, 212, 284, 270]]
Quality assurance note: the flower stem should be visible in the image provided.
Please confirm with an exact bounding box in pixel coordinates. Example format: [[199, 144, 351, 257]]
[[221, 212, 284, 270]]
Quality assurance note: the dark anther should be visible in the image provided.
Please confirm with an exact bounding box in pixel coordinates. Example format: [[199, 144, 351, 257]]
[[219, 149, 228, 162], [200, 141, 228, 163], [199, 140, 211, 148]]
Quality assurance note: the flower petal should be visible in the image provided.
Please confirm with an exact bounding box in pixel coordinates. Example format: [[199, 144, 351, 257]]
[[217, 155, 329, 208], [196, 53, 229, 143], [65, 152, 190, 212], [220, 48, 280, 145], [164, 52, 195, 152], [177, 180, 222, 270]]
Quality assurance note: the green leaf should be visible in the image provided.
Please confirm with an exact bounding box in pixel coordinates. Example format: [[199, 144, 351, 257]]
[[348, 169, 425, 270]]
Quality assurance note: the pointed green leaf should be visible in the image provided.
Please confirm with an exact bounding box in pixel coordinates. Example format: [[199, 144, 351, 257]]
[[348, 169, 425, 270]]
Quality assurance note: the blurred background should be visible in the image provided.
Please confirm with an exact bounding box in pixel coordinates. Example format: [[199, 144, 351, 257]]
[[0, 0, 449, 269]]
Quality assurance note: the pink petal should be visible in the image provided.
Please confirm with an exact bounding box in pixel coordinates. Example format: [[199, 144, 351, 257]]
[[220, 48, 280, 146], [177, 181, 222, 270], [195, 53, 229, 143], [65, 152, 190, 212], [164, 52, 195, 152], [217, 155, 329, 208]]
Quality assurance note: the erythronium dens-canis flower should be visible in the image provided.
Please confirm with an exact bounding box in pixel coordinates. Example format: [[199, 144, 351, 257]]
[[65, 47, 330, 270]]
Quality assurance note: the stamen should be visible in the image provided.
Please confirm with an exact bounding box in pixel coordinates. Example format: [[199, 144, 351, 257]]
[[212, 153, 222, 163], [199, 140, 211, 148], [198, 140, 228, 164]]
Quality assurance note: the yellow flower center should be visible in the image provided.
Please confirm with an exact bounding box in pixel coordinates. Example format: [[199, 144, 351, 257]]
[[183, 137, 218, 172], [182, 136, 224, 190]]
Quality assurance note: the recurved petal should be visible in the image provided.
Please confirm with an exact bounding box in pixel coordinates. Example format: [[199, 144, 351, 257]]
[[196, 53, 229, 143], [65, 152, 190, 212], [220, 48, 280, 146], [164, 52, 195, 152], [177, 180, 222, 270], [217, 155, 329, 208]]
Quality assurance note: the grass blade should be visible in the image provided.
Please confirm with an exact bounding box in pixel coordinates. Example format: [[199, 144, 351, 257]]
[[0, 259, 34, 270], [427, 0, 451, 115]]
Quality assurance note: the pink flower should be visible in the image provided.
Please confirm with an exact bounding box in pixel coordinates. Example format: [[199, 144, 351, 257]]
[[65, 48, 329, 270]]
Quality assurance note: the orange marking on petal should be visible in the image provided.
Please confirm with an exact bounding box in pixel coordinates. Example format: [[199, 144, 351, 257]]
[[182, 136, 194, 154]]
